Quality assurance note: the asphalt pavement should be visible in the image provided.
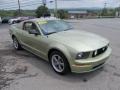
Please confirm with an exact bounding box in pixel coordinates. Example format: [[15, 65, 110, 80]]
[[0, 18, 120, 90]]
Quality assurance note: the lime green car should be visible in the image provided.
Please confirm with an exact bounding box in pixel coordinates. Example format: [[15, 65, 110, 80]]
[[9, 17, 111, 75]]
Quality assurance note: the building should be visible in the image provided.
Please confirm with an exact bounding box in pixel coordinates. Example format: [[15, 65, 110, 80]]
[[67, 9, 98, 19], [68, 10, 88, 19]]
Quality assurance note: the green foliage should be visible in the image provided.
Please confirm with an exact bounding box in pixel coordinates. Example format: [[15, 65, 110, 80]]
[[108, 9, 116, 16], [101, 8, 108, 16], [13, 10, 23, 16], [0, 10, 14, 17], [57, 10, 68, 19], [22, 10, 36, 16], [13, 10, 36, 16], [101, 8, 116, 16], [0, 10, 35, 18], [36, 5, 50, 18]]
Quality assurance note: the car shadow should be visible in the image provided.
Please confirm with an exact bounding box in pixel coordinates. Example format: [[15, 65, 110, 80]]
[[4, 48, 105, 83], [16, 49, 105, 83]]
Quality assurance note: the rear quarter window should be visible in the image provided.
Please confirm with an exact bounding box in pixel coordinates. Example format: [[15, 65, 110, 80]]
[[15, 22, 23, 30]]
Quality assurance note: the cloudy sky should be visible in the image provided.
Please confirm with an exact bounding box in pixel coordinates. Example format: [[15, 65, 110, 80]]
[[0, 0, 120, 10]]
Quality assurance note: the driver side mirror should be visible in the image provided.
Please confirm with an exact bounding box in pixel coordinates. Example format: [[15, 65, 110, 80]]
[[28, 29, 39, 35]]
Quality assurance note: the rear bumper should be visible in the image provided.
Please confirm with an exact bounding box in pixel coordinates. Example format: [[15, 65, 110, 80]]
[[71, 47, 111, 73]]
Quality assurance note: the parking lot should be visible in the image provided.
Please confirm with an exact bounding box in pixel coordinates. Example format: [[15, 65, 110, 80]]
[[0, 18, 120, 90]]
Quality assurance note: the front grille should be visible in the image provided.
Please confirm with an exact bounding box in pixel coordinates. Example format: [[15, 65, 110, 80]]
[[92, 46, 108, 57]]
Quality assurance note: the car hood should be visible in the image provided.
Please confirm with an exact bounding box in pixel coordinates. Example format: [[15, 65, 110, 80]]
[[48, 30, 109, 52]]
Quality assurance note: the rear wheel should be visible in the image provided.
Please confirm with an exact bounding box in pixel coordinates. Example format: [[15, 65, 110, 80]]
[[49, 51, 70, 75], [13, 37, 22, 50]]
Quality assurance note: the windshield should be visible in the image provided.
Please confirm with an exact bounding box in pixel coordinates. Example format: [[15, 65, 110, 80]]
[[38, 20, 73, 35]]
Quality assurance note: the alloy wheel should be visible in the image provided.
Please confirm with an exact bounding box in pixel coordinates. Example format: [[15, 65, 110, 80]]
[[13, 38, 19, 49], [51, 54, 65, 72]]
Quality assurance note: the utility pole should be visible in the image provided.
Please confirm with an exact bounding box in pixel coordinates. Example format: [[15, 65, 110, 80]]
[[118, 5, 120, 17], [42, 0, 46, 6], [104, 2, 107, 9], [54, 0, 58, 17], [102, 2, 107, 16], [18, 0, 21, 16]]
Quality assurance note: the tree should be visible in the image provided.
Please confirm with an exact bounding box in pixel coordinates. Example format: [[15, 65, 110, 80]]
[[115, 7, 120, 16], [13, 10, 23, 16], [0, 10, 14, 17], [36, 5, 50, 18], [101, 8, 108, 16], [101, 8, 116, 17], [57, 10, 68, 19], [107, 9, 116, 16]]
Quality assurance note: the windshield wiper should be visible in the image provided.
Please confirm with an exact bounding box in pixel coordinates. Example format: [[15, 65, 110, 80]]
[[46, 32, 57, 35], [64, 28, 73, 31]]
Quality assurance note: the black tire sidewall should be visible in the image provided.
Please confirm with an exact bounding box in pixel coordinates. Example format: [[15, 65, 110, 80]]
[[13, 37, 22, 50], [13, 21, 16, 24], [50, 51, 70, 75]]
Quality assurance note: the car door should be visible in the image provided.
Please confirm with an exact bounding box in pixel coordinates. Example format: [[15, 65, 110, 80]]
[[21, 21, 49, 59]]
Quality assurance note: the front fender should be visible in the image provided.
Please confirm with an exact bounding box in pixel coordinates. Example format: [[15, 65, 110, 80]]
[[47, 43, 73, 66]]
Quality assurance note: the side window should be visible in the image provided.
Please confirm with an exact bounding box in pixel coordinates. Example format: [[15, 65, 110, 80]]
[[23, 22, 32, 31], [23, 22, 40, 34], [31, 23, 38, 31]]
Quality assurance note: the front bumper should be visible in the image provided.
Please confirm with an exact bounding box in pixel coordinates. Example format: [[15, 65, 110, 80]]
[[71, 47, 112, 73]]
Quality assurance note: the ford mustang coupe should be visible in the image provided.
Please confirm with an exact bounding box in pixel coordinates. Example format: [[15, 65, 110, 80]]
[[9, 17, 111, 75]]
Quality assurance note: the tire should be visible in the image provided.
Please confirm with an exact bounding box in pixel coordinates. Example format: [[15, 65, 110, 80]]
[[13, 37, 22, 50], [49, 51, 70, 75], [12, 21, 16, 24]]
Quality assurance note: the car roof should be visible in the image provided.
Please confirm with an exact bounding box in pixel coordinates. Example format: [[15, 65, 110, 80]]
[[30, 17, 57, 21], [27, 17, 60, 22]]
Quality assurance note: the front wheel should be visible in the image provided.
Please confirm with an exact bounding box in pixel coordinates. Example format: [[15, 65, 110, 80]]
[[49, 51, 70, 75], [13, 37, 22, 50], [12, 21, 16, 24]]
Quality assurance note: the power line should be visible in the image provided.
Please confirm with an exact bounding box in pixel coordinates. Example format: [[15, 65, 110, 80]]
[[58, 0, 84, 2], [2, 2, 43, 10], [0, 0, 73, 7], [0, 0, 42, 5], [4, 4, 42, 9], [0, 1, 43, 9], [0, 1, 18, 5], [0, 0, 56, 11], [0, 0, 42, 6]]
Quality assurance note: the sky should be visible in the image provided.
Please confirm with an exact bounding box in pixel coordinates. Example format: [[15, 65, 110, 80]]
[[0, 0, 120, 10]]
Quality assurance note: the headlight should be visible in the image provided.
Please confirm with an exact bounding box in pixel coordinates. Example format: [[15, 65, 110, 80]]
[[76, 52, 90, 59]]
